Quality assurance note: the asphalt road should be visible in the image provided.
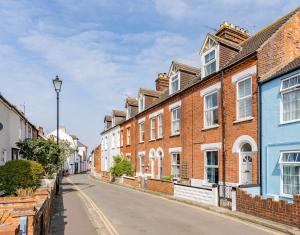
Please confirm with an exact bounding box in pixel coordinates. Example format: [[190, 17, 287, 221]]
[[51, 173, 281, 235]]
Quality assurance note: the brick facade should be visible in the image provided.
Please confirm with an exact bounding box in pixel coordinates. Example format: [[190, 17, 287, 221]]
[[237, 188, 300, 228], [93, 144, 101, 173], [122, 176, 141, 188]]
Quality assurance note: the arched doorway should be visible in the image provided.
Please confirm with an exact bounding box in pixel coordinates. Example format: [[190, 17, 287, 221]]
[[149, 149, 156, 178], [240, 143, 253, 185]]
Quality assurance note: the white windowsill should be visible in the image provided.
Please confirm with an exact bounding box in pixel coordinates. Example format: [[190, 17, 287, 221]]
[[279, 118, 300, 125], [139, 141, 145, 144], [170, 133, 180, 137], [156, 136, 163, 140], [202, 124, 219, 131], [149, 139, 156, 142], [233, 116, 254, 124]]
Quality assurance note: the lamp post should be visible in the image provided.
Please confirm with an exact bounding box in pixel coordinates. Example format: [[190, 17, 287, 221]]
[[52, 75, 62, 195]]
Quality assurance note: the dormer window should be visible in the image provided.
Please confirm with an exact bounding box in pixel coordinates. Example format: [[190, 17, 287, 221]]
[[203, 49, 216, 76], [201, 37, 219, 78], [169, 73, 180, 94], [126, 106, 131, 119], [138, 95, 145, 112]]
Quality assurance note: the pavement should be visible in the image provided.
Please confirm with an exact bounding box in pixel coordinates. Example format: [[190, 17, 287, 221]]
[[50, 173, 291, 235]]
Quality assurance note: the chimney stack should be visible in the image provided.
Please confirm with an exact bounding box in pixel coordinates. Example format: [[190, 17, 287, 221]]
[[216, 21, 250, 44], [155, 73, 169, 92]]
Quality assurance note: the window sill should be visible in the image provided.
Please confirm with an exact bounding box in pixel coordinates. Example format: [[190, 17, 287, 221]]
[[233, 117, 254, 124], [139, 141, 145, 144], [156, 136, 163, 140], [126, 144, 131, 147], [149, 139, 156, 142], [170, 133, 180, 137], [279, 119, 300, 126], [202, 125, 219, 131]]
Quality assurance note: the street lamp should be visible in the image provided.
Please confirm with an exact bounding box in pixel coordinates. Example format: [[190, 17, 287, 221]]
[[53, 75, 62, 195], [52, 75, 62, 145]]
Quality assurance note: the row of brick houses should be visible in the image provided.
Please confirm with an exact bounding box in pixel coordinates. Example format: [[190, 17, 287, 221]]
[[93, 7, 300, 224]]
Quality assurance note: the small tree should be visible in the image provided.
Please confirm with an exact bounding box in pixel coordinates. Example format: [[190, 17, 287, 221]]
[[17, 138, 74, 177], [110, 155, 132, 177]]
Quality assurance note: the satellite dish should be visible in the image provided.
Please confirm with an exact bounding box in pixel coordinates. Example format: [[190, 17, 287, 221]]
[[0, 123, 3, 131]]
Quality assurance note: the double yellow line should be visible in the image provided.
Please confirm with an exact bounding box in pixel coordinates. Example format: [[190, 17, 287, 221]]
[[65, 177, 119, 235]]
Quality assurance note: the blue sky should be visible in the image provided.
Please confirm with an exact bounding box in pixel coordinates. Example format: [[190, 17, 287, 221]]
[[1, 0, 299, 151]]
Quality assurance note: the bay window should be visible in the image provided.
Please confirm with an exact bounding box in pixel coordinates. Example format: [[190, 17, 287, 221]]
[[281, 74, 300, 122], [205, 151, 219, 184], [171, 107, 180, 135], [237, 77, 252, 120], [279, 151, 300, 196], [204, 91, 218, 127]]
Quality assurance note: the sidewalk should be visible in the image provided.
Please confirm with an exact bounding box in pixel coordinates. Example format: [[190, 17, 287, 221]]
[[49, 177, 99, 235]]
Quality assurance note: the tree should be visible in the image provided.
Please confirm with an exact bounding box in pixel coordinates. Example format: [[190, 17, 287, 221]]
[[110, 155, 132, 177], [17, 138, 74, 177]]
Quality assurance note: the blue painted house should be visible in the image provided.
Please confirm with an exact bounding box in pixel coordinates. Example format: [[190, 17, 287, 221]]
[[261, 57, 300, 200]]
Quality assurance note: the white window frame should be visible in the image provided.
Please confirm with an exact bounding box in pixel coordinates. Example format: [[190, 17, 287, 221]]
[[204, 150, 219, 185], [280, 73, 300, 124], [126, 127, 131, 145], [0, 149, 7, 164], [111, 133, 115, 149], [236, 76, 253, 121], [171, 107, 180, 135], [140, 122, 145, 143], [120, 130, 123, 147], [157, 114, 163, 138], [201, 45, 219, 78], [171, 153, 180, 179], [169, 72, 180, 94], [204, 90, 218, 128], [279, 150, 300, 197], [140, 154, 145, 175], [150, 118, 155, 140], [138, 95, 145, 112]]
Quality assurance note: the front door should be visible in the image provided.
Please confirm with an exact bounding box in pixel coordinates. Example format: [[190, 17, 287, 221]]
[[240, 152, 252, 184]]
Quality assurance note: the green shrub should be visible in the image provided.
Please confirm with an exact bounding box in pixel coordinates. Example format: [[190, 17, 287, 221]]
[[110, 155, 132, 177], [161, 175, 173, 181], [0, 160, 44, 195]]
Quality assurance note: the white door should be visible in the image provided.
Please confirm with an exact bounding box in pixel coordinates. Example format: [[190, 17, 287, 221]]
[[151, 158, 155, 178], [240, 152, 252, 184]]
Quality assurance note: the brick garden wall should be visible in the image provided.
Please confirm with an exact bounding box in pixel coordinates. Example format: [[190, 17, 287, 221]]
[[236, 188, 300, 228], [147, 179, 174, 195], [0, 178, 57, 235], [122, 176, 141, 188]]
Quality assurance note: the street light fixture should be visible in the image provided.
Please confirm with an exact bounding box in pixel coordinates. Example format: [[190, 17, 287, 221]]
[[52, 75, 62, 146], [52, 75, 62, 195]]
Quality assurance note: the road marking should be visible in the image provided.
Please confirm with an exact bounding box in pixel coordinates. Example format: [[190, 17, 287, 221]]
[[65, 177, 119, 235], [87, 175, 282, 235]]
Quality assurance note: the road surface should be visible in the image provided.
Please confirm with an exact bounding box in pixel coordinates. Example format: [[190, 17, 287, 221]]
[[50, 174, 280, 235]]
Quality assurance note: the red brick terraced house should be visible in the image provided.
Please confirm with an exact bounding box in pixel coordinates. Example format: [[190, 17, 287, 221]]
[[101, 7, 300, 207], [120, 98, 138, 171]]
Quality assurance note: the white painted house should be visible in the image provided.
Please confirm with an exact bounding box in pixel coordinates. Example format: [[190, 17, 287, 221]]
[[0, 94, 39, 166], [101, 110, 126, 172], [47, 127, 88, 174]]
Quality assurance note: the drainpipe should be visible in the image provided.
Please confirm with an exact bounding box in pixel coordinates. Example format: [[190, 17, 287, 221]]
[[221, 70, 226, 203], [134, 116, 137, 175], [258, 82, 262, 195]]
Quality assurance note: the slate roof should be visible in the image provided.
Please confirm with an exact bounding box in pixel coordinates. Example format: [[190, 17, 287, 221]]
[[112, 109, 126, 117], [208, 33, 241, 50], [139, 88, 163, 98], [104, 115, 112, 122], [126, 97, 138, 107], [171, 61, 201, 75], [226, 7, 300, 68], [262, 56, 300, 83]]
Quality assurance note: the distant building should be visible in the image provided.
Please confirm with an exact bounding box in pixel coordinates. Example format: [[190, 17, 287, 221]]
[[0, 94, 38, 165], [47, 127, 88, 174]]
